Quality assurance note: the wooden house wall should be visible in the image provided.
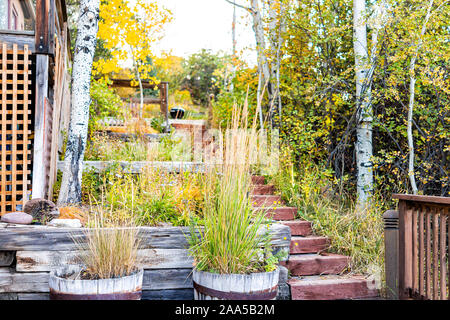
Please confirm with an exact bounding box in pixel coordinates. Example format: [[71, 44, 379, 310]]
[[0, 0, 71, 210]]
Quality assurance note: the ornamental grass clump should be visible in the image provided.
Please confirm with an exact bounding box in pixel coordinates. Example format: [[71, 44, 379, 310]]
[[189, 101, 271, 274], [73, 209, 141, 280]]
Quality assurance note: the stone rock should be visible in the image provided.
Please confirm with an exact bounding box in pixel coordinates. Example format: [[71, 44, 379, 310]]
[[47, 219, 82, 228], [1, 212, 33, 225], [276, 283, 291, 300], [23, 198, 57, 222], [278, 265, 289, 285]]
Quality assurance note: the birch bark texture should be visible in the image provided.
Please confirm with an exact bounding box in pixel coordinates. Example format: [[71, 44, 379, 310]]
[[224, 0, 273, 125], [251, 0, 272, 99], [267, 0, 285, 128], [353, 0, 374, 210], [57, 0, 100, 205]]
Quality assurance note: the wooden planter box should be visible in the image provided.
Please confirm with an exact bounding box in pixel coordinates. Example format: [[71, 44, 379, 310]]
[[0, 223, 290, 300]]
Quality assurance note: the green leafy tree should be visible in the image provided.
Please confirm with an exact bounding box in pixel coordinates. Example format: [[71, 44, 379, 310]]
[[182, 49, 226, 106]]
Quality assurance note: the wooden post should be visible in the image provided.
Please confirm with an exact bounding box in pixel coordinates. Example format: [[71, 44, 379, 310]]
[[35, 0, 55, 56], [32, 55, 50, 199], [398, 200, 413, 299], [383, 209, 399, 300], [159, 82, 170, 133], [33, 0, 57, 199]]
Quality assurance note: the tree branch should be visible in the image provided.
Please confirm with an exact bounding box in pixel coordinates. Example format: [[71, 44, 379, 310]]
[[224, 0, 254, 13]]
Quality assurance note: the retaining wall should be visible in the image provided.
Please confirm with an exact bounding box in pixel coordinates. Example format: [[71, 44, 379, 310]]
[[0, 223, 290, 300]]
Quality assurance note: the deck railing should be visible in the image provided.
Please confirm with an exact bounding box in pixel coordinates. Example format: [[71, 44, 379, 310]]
[[384, 194, 450, 300]]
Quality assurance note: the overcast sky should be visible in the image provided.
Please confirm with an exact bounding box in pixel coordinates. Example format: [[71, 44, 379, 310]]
[[154, 0, 257, 66]]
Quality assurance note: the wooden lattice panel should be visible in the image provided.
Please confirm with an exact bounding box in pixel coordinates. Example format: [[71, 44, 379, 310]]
[[0, 43, 33, 214]]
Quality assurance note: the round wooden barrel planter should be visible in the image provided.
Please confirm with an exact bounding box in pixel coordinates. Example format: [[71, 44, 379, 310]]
[[192, 268, 280, 300], [49, 265, 144, 300]]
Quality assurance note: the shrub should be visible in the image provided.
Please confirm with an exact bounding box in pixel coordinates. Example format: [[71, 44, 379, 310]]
[[89, 79, 123, 134]]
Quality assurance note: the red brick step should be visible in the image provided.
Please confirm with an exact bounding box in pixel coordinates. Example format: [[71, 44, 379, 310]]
[[283, 253, 349, 276], [288, 275, 379, 300], [280, 220, 312, 236], [290, 236, 330, 254]]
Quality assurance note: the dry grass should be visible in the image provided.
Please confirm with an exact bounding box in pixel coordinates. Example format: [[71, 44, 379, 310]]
[[73, 208, 141, 280]]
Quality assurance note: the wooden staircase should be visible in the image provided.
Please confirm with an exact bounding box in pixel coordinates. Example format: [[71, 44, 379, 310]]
[[251, 175, 380, 300]]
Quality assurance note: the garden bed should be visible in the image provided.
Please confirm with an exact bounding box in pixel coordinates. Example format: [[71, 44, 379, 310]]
[[0, 223, 290, 300]]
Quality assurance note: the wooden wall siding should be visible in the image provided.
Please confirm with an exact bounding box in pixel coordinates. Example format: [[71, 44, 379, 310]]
[[394, 194, 450, 300], [47, 22, 70, 200], [0, 43, 33, 214]]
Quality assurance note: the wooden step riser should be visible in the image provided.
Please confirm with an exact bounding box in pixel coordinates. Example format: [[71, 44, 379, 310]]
[[251, 185, 275, 195], [254, 207, 296, 221], [289, 279, 379, 300], [281, 221, 312, 236], [290, 238, 330, 254], [251, 176, 265, 185], [251, 196, 283, 207], [283, 255, 349, 276]]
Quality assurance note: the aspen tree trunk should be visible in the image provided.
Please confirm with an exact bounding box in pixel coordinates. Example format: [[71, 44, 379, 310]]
[[137, 73, 144, 119], [230, 0, 236, 92], [267, 0, 285, 128], [57, 0, 100, 205], [250, 0, 272, 101], [257, 71, 264, 128], [407, 0, 434, 194], [353, 0, 373, 211]]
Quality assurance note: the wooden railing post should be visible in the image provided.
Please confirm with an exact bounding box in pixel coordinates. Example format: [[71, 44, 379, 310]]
[[384, 209, 399, 300], [398, 200, 414, 299], [159, 81, 170, 133]]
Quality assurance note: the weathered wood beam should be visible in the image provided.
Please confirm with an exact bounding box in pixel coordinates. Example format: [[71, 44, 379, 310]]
[[35, 0, 55, 56], [57, 161, 210, 174], [16, 249, 193, 272], [0, 267, 193, 293], [1, 290, 195, 300], [143, 269, 192, 290], [0, 31, 35, 52], [122, 97, 162, 104], [108, 78, 158, 89], [0, 224, 291, 252], [32, 55, 50, 199]]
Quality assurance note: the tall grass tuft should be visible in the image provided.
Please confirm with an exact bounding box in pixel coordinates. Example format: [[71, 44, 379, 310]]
[[189, 100, 269, 274], [73, 207, 141, 280]]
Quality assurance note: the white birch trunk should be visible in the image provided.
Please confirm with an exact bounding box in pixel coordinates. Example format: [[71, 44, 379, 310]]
[[57, 0, 100, 205], [250, 0, 271, 99], [257, 70, 264, 128], [267, 0, 285, 128], [407, 0, 434, 194], [230, 1, 237, 92], [137, 74, 144, 119], [353, 0, 373, 211]]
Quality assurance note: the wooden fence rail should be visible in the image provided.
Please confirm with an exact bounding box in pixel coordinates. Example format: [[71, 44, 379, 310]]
[[387, 194, 450, 300]]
